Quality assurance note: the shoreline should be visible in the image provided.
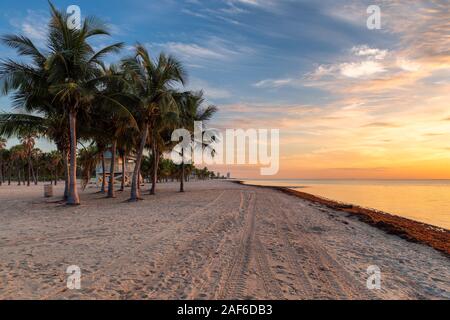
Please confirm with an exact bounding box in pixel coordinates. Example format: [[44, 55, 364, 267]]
[[235, 180, 450, 257]]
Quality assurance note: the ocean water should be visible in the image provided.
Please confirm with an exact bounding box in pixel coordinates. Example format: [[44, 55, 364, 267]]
[[243, 179, 450, 230]]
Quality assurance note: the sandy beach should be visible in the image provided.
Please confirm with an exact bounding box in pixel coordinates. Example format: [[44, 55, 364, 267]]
[[0, 180, 449, 300]]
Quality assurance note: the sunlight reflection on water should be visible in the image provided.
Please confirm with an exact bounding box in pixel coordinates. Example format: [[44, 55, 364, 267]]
[[243, 179, 450, 230]]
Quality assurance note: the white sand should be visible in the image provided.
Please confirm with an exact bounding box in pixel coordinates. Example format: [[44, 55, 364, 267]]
[[0, 180, 449, 300]]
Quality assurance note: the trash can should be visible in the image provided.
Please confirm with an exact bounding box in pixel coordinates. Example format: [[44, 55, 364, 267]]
[[44, 184, 53, 198]]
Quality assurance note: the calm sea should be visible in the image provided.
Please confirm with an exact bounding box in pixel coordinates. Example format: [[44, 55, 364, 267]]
[[243, 179, 450, 230]]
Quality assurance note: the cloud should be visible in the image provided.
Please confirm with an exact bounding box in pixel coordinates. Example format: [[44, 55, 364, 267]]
[[161, 42, 226, 60], [362, 122, 400, 128], [9, 10, 48, 47], [396, 58, 421, 72], [315, 45, 389, 79], [328, 167, 388, 172], [339, 60, 386, 78], [255, 44, 391, 88], [149, 37, 253, 65], [253, 78, 295, 88], [231, 0, 276, 7], [187, 78, 232, 100], [351, 45, 388, 60]]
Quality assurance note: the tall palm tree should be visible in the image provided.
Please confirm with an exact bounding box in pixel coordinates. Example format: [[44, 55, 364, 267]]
[[10, 145, 25, 185], [0, 137, 6, 186], [96, 65, 137, 198], [32, 148, 42, 184], [19, 133, 37, 186], [177, 91, 217, 192], [0, 2, 124, 205], [122, 44, 186, 201], [148, 105, 179, 195], [45, 4, 124, 204], [2, 149, 12, 185]]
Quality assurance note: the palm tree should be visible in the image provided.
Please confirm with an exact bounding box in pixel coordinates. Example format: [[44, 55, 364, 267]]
[[19, 133, 37, 186], [10, 145, 25, 185], [48, 150, 62, 185], [0, 112, 71, 196], [32, 148, 43, 184], [122, 44, 186, 201], [97, 65, 137, 198], [117, 127, 137, 191], [78, 145, 100, 190], [45, 4, 124, 204], [0, 2, 124, 205], [2, 149, 12, 185], [148, 106, 179, 195], [0, 137, 6, 186], [177, 91, 217, 192]]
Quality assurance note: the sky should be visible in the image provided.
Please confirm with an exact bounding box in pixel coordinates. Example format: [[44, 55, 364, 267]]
[[0, 0, 449, 179]]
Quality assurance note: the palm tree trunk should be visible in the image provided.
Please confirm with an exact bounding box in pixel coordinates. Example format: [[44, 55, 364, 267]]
[[100, 153, 106, 193], [120, 153, 126, 191], [108, 140, 117, 198], [130, 122, 149, 201], [8, 164, 11, 185], [17, 163, 21, 186], [30, 160, 36, 185], [150, 145, 159, 195], [0, 159, 3, 186], [180, 149, 185, 193], [27, 156, 31, 186], [63, 149, 70, 200], [67, 111, 80, 205]]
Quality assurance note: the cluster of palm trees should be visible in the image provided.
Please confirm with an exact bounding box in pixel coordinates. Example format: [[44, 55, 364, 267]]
[[0, 3, 217, 205], [141, 156, 218, 185], [0, 137, 65, 186]]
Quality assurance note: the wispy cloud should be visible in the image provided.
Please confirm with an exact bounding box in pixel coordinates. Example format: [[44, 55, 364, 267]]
[[158, 42, 227, 60], [9, 10, 48, 47], [362, 122, 400, 128], [149, 36, 254, 66], [187, 78, 232, 100], [253, 78, 295, 88]]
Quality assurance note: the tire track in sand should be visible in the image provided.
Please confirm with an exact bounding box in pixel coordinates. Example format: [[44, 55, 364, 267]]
[[217, 191, 284, 299]]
